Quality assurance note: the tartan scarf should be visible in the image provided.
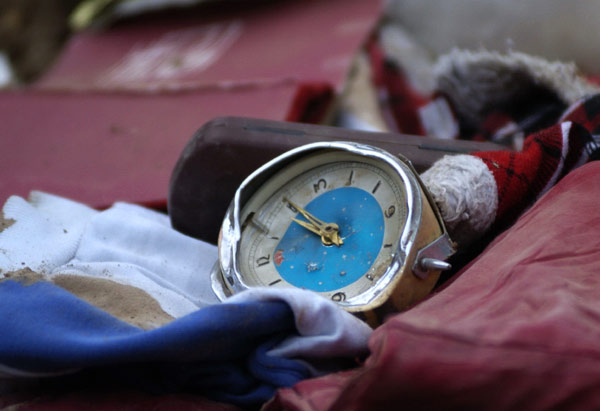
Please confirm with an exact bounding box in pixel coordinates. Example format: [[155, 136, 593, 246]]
[[369, 39, 600, 248]]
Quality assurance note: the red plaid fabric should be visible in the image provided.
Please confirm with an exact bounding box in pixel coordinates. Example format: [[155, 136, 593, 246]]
[[368, 41, 600, 242], [285, 83, 334, 124], [473, 120, 595, 228], [367, 38, 428, 135], [561, 94, 600, 140]]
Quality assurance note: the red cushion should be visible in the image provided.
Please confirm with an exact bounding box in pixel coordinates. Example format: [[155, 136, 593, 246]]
[[268, 161, 600, 410]]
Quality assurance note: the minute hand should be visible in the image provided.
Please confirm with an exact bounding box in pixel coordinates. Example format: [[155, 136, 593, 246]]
[[284, 198, 343, 246], [294, 203, 327, 228], [284, 198, 327, 228], [292, 217, 323, 236]]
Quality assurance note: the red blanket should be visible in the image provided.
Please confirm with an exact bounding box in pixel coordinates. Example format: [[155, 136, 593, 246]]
[[268, 161, 600, 410]]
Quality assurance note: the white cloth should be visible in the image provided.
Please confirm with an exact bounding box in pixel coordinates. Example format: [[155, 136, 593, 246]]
[[0, 191, 372, 361], [227, 288, 372, 359], [1, 191, 218, 317]]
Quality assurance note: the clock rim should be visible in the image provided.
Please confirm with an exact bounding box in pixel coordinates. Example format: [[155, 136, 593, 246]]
[[215, 141, 438, 311]]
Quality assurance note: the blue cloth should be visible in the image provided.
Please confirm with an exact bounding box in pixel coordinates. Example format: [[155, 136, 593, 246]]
[[0, 279, 312, 406]]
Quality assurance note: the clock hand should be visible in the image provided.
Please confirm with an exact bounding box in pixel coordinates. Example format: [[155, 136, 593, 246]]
[[294, 217, 343, 246], [320, 222, 343, 247], [292, 217, 323, 236], [285, 198, 327, 228], [285, 198, 343, 246]]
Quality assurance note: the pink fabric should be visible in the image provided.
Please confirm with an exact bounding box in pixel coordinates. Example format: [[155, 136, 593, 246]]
[[268, 161, 600, 411]]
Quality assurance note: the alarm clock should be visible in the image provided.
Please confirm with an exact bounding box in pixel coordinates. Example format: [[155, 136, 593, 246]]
[[210, 141, 455, 324]]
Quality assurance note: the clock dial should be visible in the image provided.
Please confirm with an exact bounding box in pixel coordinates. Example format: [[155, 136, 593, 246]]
[[213, 141, 455, 319], [237, 151, 408, 302]]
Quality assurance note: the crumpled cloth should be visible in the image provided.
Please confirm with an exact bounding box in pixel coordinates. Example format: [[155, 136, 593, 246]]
[[0, 192, 371, 407], [267, 156, 600, 411], [263, 40, 600, 411], [365, 31, 600, 147]]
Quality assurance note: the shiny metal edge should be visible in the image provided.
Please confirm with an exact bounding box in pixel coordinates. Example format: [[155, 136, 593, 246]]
[[213, 141, 426, 308], [210, 260, 230, 300]]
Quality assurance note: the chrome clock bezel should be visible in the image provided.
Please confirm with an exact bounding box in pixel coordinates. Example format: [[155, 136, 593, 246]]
[[211, 141, 444, 310]]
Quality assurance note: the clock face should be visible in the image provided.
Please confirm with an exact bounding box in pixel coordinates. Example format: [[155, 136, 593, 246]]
[[236, 150, 408, 303]]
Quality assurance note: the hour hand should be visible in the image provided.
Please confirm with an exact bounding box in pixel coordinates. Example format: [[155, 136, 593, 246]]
[[285, 198, 327, 228], [292, 217, 322, 236], [294, 217, 343, 246], [285, 198, 343, 246]]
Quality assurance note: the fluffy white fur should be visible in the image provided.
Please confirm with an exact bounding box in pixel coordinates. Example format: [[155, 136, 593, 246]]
[[432, 49, 598, 128], [421, 155, 498, 248]]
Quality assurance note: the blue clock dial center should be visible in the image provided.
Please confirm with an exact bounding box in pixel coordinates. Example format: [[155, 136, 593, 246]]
[[274, 187, 384, 292]]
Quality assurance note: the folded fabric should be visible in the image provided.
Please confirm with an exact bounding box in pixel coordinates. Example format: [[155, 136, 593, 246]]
[[0, 192, 372, 407], [0, 191, 219, 318], [267, 154, 600, 411], [0, 278, 302, 405], [366, 33, 600, 145]]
